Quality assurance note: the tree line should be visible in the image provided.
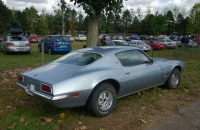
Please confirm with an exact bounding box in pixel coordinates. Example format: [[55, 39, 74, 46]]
[[0, 0, 200, 37]]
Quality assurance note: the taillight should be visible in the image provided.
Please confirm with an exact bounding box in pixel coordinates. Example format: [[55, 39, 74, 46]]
[[18, 76, 24, 82], [26, 43, 31, 46], [53, 43, 56, 48], [41, 84, 52, 93], [70, 43, 72, 48], [6, 42, 14, 46], [71, 92, 79, 98]]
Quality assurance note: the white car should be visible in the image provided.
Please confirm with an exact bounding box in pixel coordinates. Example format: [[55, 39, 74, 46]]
[[112, 40, 129, 46], [158, 39, 177, 49], [129, 40, 152, 52], [66, 35, 75, 42], [75, 34, 87, 41]]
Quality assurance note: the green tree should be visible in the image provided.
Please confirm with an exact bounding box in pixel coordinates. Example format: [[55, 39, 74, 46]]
[[149, 13, 167, 35], [0, 0, 11, 34], [188, 3, 200, 35], [10, 10, 21, 28], [36, 8, 49, 35], [166, 10, 174, 34], [23, 6, 38, 34], [70, 0, 123, 47], [122, 9, 132, 35], [76, 11, 84, 33]]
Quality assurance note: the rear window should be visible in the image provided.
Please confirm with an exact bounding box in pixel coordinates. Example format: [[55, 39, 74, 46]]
[[9, 36, 27, 41], [54, 51, 102, 66], [55, 36, 70, 42]]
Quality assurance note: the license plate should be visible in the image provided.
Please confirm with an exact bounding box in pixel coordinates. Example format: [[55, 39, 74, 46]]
[[16, 48, 26, 51], [30, 84, 35, 91], [60, 45, 66, 48]]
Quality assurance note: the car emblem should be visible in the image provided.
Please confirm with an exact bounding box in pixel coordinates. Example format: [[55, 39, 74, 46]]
[[34, 74, 37, 77]]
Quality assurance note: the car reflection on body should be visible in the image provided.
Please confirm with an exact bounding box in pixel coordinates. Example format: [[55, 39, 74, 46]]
[[16, 46, 185, 117]]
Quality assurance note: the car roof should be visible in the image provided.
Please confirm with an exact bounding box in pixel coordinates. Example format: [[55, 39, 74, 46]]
[[76, 46, 140, 56]]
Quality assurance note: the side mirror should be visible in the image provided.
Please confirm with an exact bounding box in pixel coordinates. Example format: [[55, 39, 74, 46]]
[[150, 59, 154, 64]]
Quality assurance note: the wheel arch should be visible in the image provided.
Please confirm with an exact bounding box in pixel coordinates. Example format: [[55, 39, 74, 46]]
[[85, 79, 120, 104]]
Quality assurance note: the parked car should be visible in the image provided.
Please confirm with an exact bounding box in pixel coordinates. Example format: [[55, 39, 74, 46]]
[[38, 35, 72, 54], [83, 39, 116, 48], [129, 35, 141, 40], [129, 40, 152, 52], [140, 35, 153, 40], [66, 35, 75, 42], [75, 34, 87, 41], [158, 39, 177, 49], [157, 35, 169, 39], [177, 37, 183, 47], [188, 40, 198, 47], [99, 34, 110, 40], [169, 35, 178, 41], [146, 40, 165, 50], [112, 40, 129, 46], [0, 34, 31, 54], [16, 46, 185, 117], [28, 34, 38, 43]]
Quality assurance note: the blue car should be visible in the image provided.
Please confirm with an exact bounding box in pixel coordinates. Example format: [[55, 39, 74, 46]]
[[129, 35, 141, 40], [38, 35, 72, 54]]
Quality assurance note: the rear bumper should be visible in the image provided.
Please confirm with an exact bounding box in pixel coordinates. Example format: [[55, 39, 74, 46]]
[[16, 81, 68, 104], [6, 47, 31, 52]]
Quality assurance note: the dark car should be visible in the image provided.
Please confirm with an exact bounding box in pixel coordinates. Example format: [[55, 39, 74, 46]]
[[38, 35, 72, 54], [140, 35, 153, 40], [129, 35, 141, 40]]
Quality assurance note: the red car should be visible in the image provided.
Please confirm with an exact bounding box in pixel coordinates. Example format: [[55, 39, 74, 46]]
[[28, 34, 38, 43], [146, 40, 165, 50]]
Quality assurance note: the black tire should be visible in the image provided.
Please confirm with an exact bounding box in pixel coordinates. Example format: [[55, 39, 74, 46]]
[[48, 48, 52, 54], [86, 82, 117, 117], [164, 68, 181, 89]]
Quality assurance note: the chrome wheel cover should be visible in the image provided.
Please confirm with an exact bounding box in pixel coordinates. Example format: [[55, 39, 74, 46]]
[[171, 70, 180, 88], [98, 90, 113, 111]]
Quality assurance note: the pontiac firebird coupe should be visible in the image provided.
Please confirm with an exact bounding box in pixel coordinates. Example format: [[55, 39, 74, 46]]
[[16, 46, 185, 117]]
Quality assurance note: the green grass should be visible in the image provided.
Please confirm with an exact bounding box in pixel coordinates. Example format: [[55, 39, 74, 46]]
[[0, 43, 200, 130]]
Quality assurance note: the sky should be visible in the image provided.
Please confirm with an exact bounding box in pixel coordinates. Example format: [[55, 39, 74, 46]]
[[2, 0, 200, 16]]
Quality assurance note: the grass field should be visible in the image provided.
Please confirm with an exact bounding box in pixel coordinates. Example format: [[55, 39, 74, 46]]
[[0, 41, 200, 130]]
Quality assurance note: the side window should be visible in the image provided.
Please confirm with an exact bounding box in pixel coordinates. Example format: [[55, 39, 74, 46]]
[[115, 50, 150, 67]]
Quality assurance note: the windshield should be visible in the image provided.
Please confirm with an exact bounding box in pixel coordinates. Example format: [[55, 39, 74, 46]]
[[53, 51, 102, 66]]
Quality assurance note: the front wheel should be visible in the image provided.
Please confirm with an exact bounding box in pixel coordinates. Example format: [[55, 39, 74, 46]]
[[164, 68, 181, 89], [86, 82, 117, 117]]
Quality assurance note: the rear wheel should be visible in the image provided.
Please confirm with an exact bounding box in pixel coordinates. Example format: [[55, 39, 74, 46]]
[[86, 82, 117, 117], [164, 68, 181, 89]]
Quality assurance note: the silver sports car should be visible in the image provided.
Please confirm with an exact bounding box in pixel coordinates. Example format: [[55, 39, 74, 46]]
[[16, 46, 185, 117]]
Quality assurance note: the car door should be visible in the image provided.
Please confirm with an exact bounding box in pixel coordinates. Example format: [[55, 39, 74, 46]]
[[116, 50, 164, 94], [44, 36, 52, 52]]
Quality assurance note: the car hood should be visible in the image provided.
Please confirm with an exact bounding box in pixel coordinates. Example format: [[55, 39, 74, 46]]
[[23, 63, 75, 83]]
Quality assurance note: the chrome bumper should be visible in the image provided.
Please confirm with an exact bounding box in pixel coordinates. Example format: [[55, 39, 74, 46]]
[[16, 82, 68, 103]]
